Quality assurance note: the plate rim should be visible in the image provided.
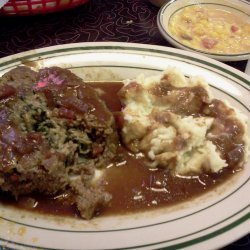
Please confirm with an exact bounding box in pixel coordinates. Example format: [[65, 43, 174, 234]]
[[0, 42, 249, 250]]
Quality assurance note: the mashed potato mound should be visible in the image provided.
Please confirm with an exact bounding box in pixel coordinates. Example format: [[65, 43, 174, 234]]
[[119, 68, 249, 175]]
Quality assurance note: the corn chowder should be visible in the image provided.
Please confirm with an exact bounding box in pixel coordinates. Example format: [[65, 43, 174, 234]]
[[168, 5, 250, 54]]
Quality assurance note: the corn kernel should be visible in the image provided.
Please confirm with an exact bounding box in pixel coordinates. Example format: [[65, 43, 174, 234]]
[[168, 5, 250, 54]]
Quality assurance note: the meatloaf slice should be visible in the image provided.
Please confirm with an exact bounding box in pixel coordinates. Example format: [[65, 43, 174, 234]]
[[0, 66, 118, 219]]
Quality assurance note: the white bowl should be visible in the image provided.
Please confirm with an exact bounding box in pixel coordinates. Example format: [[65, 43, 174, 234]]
[[157, 0, 250, 61]]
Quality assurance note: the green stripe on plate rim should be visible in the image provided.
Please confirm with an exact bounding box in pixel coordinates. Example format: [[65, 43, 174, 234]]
[[0, 45, 249, 88], [0, 66, 249, 232], [211, 85, 249, 111], [2, 63, 249, 92], [72, 65, 250, 91], [162, 3, 250, 57], [0, 45, 249, 249], [0, 206, 249, 250], [1, 177, 249, 233]]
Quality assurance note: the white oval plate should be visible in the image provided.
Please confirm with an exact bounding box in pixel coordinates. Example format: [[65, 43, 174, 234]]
[[0, 42, 249, 250]]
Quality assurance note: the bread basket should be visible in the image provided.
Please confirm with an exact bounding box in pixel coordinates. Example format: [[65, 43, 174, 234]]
[[0, 0, 89, 15]]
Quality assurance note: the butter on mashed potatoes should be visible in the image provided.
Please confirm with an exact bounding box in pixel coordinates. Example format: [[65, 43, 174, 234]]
[[119, 68, 249, 175]]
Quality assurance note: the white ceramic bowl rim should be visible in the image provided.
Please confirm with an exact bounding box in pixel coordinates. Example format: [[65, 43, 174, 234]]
[[157, 0, 250, 60]]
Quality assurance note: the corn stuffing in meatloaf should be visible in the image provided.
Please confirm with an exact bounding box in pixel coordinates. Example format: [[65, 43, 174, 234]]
[[0, 66, 118, 219]]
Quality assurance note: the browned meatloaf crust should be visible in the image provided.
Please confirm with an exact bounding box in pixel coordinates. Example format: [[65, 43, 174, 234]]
[[0, 66, 118, 219]]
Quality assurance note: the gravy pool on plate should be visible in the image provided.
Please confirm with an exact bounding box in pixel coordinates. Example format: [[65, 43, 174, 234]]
[[0, 67, 249, 219]]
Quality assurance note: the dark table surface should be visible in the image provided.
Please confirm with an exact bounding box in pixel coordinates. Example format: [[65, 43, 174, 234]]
[[0, 0, 249, 249]]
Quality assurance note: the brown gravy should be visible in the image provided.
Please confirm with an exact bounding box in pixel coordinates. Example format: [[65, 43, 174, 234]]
[[101, 146, 238, 216], [0, 82, 243, 218]]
